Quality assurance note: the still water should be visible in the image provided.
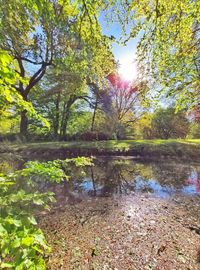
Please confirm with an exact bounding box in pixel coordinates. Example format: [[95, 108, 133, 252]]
[[1, 156, 200, 202], [46, 157, 200, 205]]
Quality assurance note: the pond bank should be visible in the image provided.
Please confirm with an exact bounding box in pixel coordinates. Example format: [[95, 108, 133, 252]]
[[1, 139, 200, 161]]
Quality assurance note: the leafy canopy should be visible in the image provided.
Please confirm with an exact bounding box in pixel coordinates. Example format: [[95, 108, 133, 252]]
[[116, 0, 200, 108]]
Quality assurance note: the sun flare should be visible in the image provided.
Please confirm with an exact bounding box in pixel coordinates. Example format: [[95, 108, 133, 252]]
[[118, 56, 137, 82]]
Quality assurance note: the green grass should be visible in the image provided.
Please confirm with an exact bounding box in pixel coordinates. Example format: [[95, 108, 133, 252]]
[[3, 138, 200, 147], [1, 139, 200, 150], [1, 139, 200, 161]]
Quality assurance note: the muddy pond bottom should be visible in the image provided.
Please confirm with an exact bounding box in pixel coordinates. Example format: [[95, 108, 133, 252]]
[[38, 158, 200, 270], [40, 194, 200, 270]]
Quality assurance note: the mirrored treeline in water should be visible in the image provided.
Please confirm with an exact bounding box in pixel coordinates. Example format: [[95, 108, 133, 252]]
[[0, 156, 200, 205], [70, 158, 200, 198]]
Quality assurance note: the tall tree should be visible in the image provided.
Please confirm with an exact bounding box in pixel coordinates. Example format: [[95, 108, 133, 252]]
[[34, 68, 89, 139], [0, 0, 114, 136], [104, 74, 142, 138], [30, 43, 115, 139], [87, 74, 143, 139]]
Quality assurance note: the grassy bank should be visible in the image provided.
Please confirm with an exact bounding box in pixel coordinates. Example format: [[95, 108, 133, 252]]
[[0, 139, 200, 161]]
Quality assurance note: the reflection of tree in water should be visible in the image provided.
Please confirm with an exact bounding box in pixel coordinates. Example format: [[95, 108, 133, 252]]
[[129, 162, 200, 194], [72, 159, 200, 197], [151, 162, 200, 190], [185, 170, 200, 193], [34, 158, 200, 202], [85, 159, 157, 196], [87, 159, 136, 196], [73, 159, 149, 195]]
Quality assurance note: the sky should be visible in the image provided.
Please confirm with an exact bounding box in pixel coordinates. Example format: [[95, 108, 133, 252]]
[[99, 14, 139, 81], [29, 13, 140, 81]]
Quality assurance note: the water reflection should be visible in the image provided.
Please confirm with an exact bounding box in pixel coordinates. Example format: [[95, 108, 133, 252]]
[[1, 157, 200, 203], [70, 158, 200, 198], [184, 171, 200, 194]]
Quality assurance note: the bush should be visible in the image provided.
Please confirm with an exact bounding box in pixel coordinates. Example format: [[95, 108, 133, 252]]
[[188, 122, 200, 139], [76, 131, 111, 141], [0, 157, 93, 269], [0, 133, 21, 142]]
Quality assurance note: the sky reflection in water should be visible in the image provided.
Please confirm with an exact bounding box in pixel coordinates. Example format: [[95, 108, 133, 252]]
[[72, 158, 200, 198]]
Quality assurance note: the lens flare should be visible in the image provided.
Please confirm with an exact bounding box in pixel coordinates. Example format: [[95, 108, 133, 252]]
[[118, 56, 137, 82]]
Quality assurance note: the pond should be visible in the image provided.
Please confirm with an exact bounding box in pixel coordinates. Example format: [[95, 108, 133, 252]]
[[2, 155, 200, 204], [71, 157, 200, 198], [36, 157, 200, 270], [1, 155, 200, 269]]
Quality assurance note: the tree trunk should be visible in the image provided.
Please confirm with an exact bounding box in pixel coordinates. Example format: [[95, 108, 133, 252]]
[[61, 111, 70, 138], [60, 95, 77, 140], [20, 110, 28, 137], [91, 96, 98, 132], [53, 93, 60, 139], [19, 90, 29, 137], [60, 102, 67, 140]]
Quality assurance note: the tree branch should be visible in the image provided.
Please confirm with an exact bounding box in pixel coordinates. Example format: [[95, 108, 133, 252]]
[[25, 64, 48, 95]]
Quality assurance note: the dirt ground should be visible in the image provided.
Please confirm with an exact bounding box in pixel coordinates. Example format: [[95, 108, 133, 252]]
[[39, 194, 200, 270]]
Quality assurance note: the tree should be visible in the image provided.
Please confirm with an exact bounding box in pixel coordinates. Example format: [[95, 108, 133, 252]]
[[0, 50, 48, 133], [83, 73, 144, 139], [188, 122, 200, 139], [117, 0, 200, 108], [191, 104, 200, 123], [134, 113, 154, 139], [30, 43, 115, 139], [0, 0, 114, 136], [103, 73, 143, 138], [151, 107, 189, 139], [32, 68, 89, 139]]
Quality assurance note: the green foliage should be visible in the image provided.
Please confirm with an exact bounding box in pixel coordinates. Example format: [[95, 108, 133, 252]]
[[134, 113, 154, 139], [151, 107, 190, 139], [134, 108, 191, 139], [0, 51, 23, 114], [0, 116, 20, 134], [67, 111, 93, 136], [0, 176, 54, 269], [0, 157, 93, 269], [119, 0, 200, 109], [0, 0, 115, 135], [188, 122, 200, 139], [19, 161, 68, 183], [56, 157, 94, 180]]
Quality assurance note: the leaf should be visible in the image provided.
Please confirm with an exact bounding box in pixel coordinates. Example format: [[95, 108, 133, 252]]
[[33, 198, 44, 205], [91, 247, 100, 257], [28, 216, 37, 225], [6, 218, 21, 227], [21, 236, 34, 247], [1, 262, 14, 268]]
